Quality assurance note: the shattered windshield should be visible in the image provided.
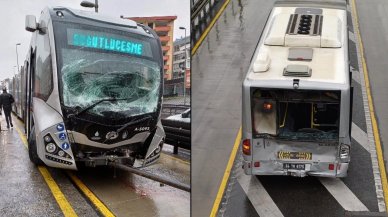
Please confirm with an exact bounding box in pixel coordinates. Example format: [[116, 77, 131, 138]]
[[252, 89, 340, 141], [54, 22, 161, 117]]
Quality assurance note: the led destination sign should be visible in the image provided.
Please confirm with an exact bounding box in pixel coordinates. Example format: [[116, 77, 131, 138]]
[[67, 29, 149, 56]]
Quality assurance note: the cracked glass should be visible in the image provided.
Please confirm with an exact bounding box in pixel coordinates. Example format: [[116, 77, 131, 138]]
[[54, 22, 161, 117]]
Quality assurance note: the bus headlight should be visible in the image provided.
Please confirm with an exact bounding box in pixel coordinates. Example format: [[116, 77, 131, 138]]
[[339, 144, 350, 161], [44, 135, 52, 143], [58, 150, 65, 157], [46, 143, 57, 153]]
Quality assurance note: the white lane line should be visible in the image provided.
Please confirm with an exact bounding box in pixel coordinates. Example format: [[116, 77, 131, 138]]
[[319, 178, 369, 211], [349, 30, 356, 43], [352, 122, 369, 152], [351, 66, 361, 85], [238, 173, 284, 217]]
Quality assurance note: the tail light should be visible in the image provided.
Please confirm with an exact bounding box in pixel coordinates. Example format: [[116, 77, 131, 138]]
[[339, 144, 350, 161], [242, 139, 251, 155]]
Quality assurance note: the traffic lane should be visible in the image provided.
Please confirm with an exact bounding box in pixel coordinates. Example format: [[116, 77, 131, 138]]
[[355, 0, 388, 162], [75, 149, 190, 217], [0, 117, 63, 216], [222, 180, 260, 217], [0, 116, 97, 216], [192, 0, 273, 216], [47, 168, 99, 216], [342, 138, 379, 211], [222, 140, 379, 217], [9, 116, 99, 216]]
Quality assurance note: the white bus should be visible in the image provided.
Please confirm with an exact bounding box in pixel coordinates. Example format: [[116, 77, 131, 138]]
[[23, 7, 165, 170], [242, 1, 352, 177]]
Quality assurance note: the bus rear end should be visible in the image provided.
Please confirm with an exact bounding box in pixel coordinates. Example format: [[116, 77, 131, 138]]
[[242, 88, 351, 177]]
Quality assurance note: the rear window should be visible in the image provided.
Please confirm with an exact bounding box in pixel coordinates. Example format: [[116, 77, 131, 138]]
[[251, 89, 340, 141]]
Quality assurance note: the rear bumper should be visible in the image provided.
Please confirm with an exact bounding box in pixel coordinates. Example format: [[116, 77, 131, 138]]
[[243, 160, 349, 178]]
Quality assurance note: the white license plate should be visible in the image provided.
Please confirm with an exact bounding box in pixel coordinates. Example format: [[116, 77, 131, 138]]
[[283, 163, 305, 170]]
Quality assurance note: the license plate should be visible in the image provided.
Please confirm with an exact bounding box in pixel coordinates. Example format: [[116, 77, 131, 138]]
[[283, 163, 305, 170]]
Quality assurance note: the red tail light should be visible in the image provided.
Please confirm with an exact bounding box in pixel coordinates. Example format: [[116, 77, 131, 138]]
[[328, 164, 335, 170], [242, 139, 251, 155], [254, 161, 260, 167]]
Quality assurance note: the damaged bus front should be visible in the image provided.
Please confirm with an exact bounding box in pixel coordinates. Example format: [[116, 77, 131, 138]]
[[24, 7, 164, 170]]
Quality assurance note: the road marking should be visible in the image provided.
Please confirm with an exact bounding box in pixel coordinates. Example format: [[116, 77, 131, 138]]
[[14, 120, 116, 217], [238, 174, 284, 217], [349, 31, 356, 43], [319, 178, 369, 211], [191, 0, 231, 55], [351, 66, 361, 85], [38, 167, 78, 217], [67, 172, 115, 217], [14, 125, 28, 149], [210, 127, 241, 217], [351, 0, 388, 210], [14, 125, 78, 217], [352, 122, 369, 152]]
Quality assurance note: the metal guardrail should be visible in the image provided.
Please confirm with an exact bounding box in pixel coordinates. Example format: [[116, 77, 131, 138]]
[[191, 0, 224, 45], [161, 104, 190, 118], [191, 0, 211, 21], [161, 118, 191, 154], [108, 162, 190, 192]]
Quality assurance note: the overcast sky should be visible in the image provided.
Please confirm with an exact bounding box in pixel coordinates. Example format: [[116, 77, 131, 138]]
[[0, 0, 189, 81]]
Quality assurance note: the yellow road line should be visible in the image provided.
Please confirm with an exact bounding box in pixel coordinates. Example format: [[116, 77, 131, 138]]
[[351, 0, 388, 209], [66, 172, 115, 217], [14, 125, 78, 217], [191, 0, 231, 55], [14, 126, 27, 149], [39, 167, 78, 217], [210, 127, 241, 217]]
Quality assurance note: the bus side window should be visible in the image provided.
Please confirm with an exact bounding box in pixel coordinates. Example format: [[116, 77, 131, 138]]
[[34, 21, 53, 101]]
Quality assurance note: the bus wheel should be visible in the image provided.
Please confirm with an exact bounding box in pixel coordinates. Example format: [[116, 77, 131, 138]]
[[28, 126, 43, 165]]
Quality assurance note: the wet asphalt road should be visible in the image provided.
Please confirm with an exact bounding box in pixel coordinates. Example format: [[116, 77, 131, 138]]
[[355, 0, 388, 170], [0, 114, 190, 217], [192, 0, 273, 216], [192, 0, 387, 216]]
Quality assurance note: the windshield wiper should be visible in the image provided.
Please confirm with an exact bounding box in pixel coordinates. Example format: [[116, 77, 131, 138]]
[[67, 97, 131, 119]]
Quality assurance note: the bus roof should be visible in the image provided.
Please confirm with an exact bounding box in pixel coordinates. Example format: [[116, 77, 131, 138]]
[[245, 2, 349, 86], [47, 7, 155, 38]]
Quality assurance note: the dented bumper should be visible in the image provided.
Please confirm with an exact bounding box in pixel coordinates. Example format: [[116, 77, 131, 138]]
[[243, 159, 349, 177]]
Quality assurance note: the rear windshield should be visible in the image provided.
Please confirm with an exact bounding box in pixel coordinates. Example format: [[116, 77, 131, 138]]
[[251, 89, 341, 141]]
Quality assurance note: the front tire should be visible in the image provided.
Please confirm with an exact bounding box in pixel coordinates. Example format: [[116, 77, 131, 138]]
[[28, 126, 43, 165]]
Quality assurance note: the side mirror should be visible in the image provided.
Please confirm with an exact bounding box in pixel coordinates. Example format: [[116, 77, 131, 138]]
[[25, 15, 37, 32]]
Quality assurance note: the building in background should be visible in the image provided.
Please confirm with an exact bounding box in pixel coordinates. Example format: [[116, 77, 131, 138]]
[[173, 36, 190, 79], [164, 36, 190, 97], [122, 16, 177, 80]]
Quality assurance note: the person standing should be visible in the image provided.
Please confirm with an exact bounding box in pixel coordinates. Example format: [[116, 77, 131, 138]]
[[0, 87, 15, 129]]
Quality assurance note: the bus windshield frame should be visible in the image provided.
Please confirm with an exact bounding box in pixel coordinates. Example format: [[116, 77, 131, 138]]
[[53, 21, 163, 119]]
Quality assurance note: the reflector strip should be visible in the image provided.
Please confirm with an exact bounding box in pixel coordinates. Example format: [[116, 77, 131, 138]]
[[278, 151, 312, 160]]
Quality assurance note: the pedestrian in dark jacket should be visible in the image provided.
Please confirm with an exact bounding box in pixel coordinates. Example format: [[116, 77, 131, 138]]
[[0, 87, 15, 129]]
